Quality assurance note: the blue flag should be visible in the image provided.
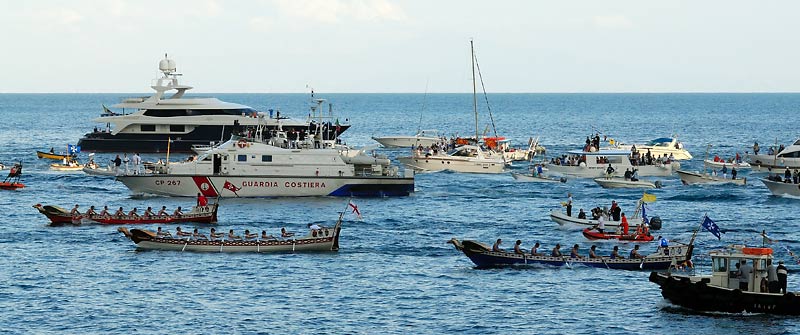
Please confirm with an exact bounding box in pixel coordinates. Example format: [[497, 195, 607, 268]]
[[68, 144, 81, 154], [702, 215, 722, 240], [641, 204, 649, 225]]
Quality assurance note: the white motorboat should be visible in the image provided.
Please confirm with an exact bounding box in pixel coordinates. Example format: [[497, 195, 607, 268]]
[[372, 130, 442, 148], [549, 194, 659, 230], [77, 55, 348, 153], [704, 159, 751, 170], [545, 149, 679, 178], [511, 172, 566, 183], [593, 177, 661, 189], [747, 138, 800, 169], [605, 137, 692, 160], [116, 137, 414, 197], [398, 145, 505, 174], [676, 170, 746, 185], [761, 178, 800, 197]]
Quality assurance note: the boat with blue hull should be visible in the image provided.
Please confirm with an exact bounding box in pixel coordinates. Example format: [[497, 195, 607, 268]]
[[448, 238, 693, 270]]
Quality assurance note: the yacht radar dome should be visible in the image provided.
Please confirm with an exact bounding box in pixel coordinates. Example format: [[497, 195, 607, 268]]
[[158, 53, 177, 75]]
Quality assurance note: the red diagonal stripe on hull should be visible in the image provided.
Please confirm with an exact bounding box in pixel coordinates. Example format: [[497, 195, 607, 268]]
[[191, 176, 219, 197]]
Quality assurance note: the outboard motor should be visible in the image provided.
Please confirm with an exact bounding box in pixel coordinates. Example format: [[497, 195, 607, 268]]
[[654, 180, 663, 188], [649, 216, 663, 230]]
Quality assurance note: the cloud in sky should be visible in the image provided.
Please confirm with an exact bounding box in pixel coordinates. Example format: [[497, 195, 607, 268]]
[[592, 15, 633, 29]]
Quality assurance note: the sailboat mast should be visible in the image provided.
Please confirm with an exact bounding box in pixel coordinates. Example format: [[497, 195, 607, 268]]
[[471, 39, 478, 142]]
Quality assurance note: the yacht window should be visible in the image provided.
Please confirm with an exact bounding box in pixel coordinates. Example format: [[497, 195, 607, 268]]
[[140, 125, 156, 132], [170, 125, 185, 132], [713, 258, 727, 272], [237, 155, 247, 162], [262, 155, 272, 162], [143, 109, 188, 117]]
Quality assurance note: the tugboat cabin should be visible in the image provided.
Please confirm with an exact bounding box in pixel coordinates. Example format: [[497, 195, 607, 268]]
[[709, 245, 773, 292]]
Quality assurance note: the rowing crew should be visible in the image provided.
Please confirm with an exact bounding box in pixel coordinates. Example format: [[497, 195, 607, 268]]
[[494, 239, 648, 259], [70, 204, 184, 219], [155, 225, 331, 241]]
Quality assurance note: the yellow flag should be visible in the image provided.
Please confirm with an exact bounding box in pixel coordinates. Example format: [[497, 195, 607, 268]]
[[642, 193, 657, 203]]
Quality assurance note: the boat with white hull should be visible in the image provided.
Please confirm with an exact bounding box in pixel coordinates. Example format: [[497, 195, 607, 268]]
[[747, 138, 800, 169], [550, 195, 660, 230], [511, 172, 565, 183], [594, 177, 661, 189], [761, 178, 800, 197], [398, 145, 505, 174], [372, 130, 442, 148], [545, 150, 679, 178], [676, 170, 746, 186], [605, 137, 692, 160], [77, 55, 348, 153], [703, 159, 751, 170], [116, 138, 414, 197]]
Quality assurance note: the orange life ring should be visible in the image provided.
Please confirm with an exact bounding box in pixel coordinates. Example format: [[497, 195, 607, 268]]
[[742, 247, 772, 255], [237, 139, 248, 148]]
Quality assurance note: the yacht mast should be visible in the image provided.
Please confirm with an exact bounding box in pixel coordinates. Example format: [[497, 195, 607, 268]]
[[471, 39, 478, 142]]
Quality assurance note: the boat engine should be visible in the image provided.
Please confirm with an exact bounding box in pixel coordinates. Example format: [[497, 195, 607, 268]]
[[654, 180, 663, 188], [649, 216, 662, 230]]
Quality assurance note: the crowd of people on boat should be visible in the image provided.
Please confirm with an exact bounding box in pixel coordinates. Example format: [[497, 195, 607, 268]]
[[69, 204, 193, 219], [152, 224, 330, 242], [766, 167, 800, 184], [493, 238, 649, 260], [547, 150, 673, 168]]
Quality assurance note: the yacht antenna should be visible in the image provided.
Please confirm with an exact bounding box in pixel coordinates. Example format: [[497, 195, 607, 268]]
[[473, 44, 499, 140], [471, 39, 478, 142]]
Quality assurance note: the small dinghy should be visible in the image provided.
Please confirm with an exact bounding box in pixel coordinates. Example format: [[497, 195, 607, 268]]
[[594, 177, 661, 189], [1, 162, 24, 190], [582, 228, 654, 242]]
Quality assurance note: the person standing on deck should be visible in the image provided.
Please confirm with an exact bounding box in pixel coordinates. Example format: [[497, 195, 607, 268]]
[[566, 193, 573, 217]]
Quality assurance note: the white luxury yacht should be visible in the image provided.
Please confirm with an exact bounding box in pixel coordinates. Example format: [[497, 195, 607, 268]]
[[77, 55, 349, 153]]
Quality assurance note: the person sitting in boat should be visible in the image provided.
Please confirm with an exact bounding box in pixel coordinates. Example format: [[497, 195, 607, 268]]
[[570, 244, 582, 259], [732, 167, 738, 180], [209, 228, 224, 241], [620, 213, 629, 235], [143, 207, 154, 218], [99, 206, 109, 217], [630, 169, 639, 182], [536, 164, 543, 176], [610, 246, 621, 259], [281, 227, 295, 238], [610, 201, 621, 221], [172, 206, 183, 218], [492, 239, 503, 252], [156, 227, 172, 238], [49, 147, 54, 154], [589, 245, 599, 259], [629, 245, 644, 259], [590, 208, 601, 220], [127, 207, 139, 218], [114, 207, 125, 218], [261, 230, 277, 241], [551, 244, 562, 257], [244, 229, 258, 240], [577, 209, 586, 220], [175, 227, 192, 239], [157, 206, 168, 217], [192, 228, 208, 241], [530, 242, 542, 256], [85, 206, 96, 217], [513, 240, 524, 255], [595, 215, 605, 233], [70, 204, 81, 218], [623, 168, 632, 181], [308, 223, 323, 236], [228, 229, 242, 241]]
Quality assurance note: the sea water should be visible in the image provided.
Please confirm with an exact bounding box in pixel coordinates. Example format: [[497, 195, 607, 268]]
[[0, 93, 798, 334]]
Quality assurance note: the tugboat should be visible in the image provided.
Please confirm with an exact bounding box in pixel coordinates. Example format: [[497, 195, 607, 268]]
[[649, 244, 800, 315]]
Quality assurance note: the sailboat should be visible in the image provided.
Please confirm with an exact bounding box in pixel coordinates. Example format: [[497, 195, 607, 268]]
[[397, 40, 506, 174], [676, 144, 746, 185]]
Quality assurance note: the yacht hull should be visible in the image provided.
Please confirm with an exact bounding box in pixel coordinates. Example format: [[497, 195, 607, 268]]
[[116, 175, 414, 197], [676, 170, 746, 185], [761, 178, 800, 197], [397, 156, 505, 174], [372, 136, 439, 148]]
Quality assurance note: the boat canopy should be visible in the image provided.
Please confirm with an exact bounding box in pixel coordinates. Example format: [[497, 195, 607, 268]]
[[647, 138, 675, 146]]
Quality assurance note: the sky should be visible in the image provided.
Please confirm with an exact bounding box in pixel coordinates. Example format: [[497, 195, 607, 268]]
[[1, 0, 799, 93]]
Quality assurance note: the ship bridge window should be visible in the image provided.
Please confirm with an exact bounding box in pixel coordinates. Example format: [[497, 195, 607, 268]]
[[140, 125, 156, 132], [262, 155, 272, 162], [780, 151, 800, 158], [713, 258, 727, 272], [237, 155, 247, 162], [143, 109, 188, 117], [186, 108, 257, 116], [170, 125, 185, 132]]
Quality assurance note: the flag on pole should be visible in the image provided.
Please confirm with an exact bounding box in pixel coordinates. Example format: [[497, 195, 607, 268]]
[[335, 118, 342, 134], [641, 193, 657, 203], [223, 180, 241, 197], [68, 144, 81, 154], [641, 204, 649, 225], [701, 215, 722, 240], [349, 201, 362, 219]]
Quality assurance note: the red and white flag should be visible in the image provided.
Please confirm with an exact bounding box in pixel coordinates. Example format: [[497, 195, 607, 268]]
[[223, 180, 241, 197], [349, 201, 362, 220]]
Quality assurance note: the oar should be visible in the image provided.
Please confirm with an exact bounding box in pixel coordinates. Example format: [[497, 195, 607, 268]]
[[600, 256, 610, 269], [561, 255, 573, 269]]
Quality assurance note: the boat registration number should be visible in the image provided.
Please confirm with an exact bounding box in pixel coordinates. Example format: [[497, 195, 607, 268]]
[[155, 180, 181, 186]]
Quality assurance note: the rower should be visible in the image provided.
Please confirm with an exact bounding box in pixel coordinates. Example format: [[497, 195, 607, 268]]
[[172, 206, 183, 218], [244, 229, 258, 240], [492, 239, 503, 252], [156, 227, 172, 238], [157, 206, 168, 217], [513, 240, 524, 254], [70, 204, 81, 218], [630, 245, 644, 259], [127, 207, 139, 218], [261, 230, 277, 241], [175, 226, 192, 239], [530, 242, 542, 256], [192, 228, 207, 241], [610, 246, 621, 259], [209, 228, 224, 241], [114, 207, 125, 218], [281, 227, 294, 238], [85, 206, 97, 216], [589, 245, 599, 258], [228, 229, 242, 241], [143, 207, 154, 218], [570, 244, 582, 258], [99, 206, 109, 217]]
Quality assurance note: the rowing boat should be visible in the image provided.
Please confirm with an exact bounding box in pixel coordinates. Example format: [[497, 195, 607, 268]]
[[582, 228, 654, 242], [33, 203, 219, 225], [37, 151, 74, 160]]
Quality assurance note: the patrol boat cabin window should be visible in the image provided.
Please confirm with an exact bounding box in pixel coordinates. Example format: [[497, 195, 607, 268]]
[[237, 155, 247, 162], [140, 125, 156, 132], [262, 155, 272, 162], [713, 257, 727, 272], [170, 125, 185, 132]]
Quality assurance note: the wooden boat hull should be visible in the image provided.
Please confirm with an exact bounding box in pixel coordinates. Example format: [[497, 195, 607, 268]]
[[649, 272, 800, 315], [511, 172, 565, 183], [582, 228, 654, 242], [33, 203, 218, 225], [37, 151, 73, 160], [0, 182, 24, 190], [761, 178, 800, 197], [593, 177, 659, 189], [50, 164, 83, 171], [676, 170, 746, 185], [119, 219, 342, 253], [450, 239, 691, 271]]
